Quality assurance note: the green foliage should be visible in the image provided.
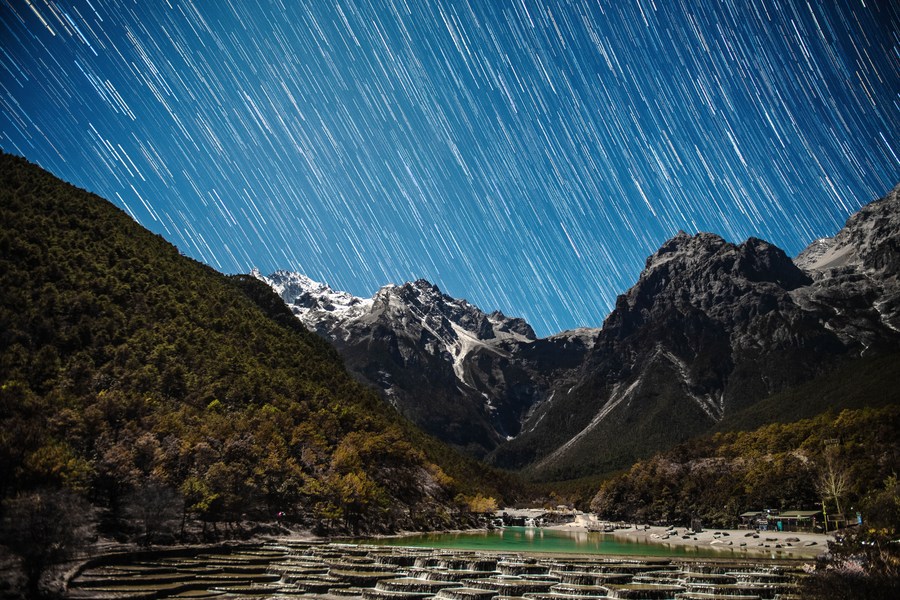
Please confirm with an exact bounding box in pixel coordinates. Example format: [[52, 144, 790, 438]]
[[0, 152, 504, 543], [717, 352, 900, 433], [591, 406, 900, 528]]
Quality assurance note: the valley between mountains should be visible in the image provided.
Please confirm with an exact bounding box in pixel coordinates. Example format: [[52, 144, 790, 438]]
[[254, 183, 900, 480], [1, 154, 899, 598]]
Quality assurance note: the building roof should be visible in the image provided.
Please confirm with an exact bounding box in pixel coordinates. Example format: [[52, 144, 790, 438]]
[[775, 510, 822, 519]]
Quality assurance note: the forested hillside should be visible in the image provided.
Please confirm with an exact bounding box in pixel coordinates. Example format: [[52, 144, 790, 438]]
[[591, 406, 900, 528], [0, 152, 510, 547]]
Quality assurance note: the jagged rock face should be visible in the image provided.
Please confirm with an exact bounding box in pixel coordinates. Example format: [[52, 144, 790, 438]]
[[257, 185, 899, 477], [796, 185, 900, 277], [791, 184, 900, 349], [253, 271, 587, 457], [490, 186, 900, 479]]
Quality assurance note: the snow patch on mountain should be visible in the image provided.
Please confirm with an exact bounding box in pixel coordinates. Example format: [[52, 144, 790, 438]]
[[534, 377, 642, 471], [251, 268, 372, 329], [254, 270, 539, 390], [658, 348, 724, 421]]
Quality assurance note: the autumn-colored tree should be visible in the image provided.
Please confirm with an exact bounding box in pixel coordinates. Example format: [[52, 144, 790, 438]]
[[462, 493, 498, 514], [816, 445, 850, 521]]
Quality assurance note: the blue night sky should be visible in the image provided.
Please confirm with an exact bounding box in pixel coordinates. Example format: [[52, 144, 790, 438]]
[[2, 1, 897, 336]]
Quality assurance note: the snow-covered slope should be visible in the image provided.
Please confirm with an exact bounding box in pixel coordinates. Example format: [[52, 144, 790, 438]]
[[252, 271, 583, 456], [795, 184, 900, 277]]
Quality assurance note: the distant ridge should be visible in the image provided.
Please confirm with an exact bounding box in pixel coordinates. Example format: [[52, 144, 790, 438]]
[[260, 184, 900, 480]]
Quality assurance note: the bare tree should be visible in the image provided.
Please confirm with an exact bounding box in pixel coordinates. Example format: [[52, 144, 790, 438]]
[[0, 489, 95, 598], [123, 479, 182, 546], [816, 446, 850, 520]]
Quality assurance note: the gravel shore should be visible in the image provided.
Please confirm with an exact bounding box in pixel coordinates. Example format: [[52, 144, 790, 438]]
[[545, 513, 832, 559]]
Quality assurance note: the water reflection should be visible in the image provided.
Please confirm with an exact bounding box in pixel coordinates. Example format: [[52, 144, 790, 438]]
[[360, 527, 734, 558]]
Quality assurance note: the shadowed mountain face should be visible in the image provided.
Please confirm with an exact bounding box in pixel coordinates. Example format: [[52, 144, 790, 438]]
[[492, 185, 900, 479], [262, 185, 900, 478], [254, 271, 593, 457]]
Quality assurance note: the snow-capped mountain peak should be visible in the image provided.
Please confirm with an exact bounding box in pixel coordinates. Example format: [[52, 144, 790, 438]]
[[254, 271, 536, 370], [252, 269, 555, 454], [251, 269, 372, 329]]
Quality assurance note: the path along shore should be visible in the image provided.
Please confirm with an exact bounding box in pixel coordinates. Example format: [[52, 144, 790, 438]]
[[543, 512, 832, 559]]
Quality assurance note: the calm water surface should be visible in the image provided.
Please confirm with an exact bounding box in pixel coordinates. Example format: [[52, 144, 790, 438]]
[[361, 527, 736, 558]]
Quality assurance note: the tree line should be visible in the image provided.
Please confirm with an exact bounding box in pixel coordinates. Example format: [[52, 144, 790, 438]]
[[0, 153, 508, 596]]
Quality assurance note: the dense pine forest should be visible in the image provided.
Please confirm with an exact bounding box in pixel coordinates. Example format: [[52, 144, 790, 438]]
[[0, 152, 514, 553]]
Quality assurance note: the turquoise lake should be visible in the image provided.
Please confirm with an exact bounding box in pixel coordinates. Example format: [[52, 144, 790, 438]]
[[361, 527, 739, 559]]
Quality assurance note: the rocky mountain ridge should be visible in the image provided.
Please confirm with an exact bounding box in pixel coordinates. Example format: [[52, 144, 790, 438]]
[[494, 184, 899, 479], [253, 269, 592, 456], [258, 184, 900, 478]]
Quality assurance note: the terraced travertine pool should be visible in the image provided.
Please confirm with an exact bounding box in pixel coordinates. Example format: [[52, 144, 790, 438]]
[[67, 539, 806, 599]]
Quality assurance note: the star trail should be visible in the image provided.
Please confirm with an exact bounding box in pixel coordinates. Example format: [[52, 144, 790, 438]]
[[1, 1, 897, 336]]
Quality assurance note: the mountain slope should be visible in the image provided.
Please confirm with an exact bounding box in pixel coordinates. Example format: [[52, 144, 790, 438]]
[[590, 404, 900, 526], [491, 186, 900, 479], [254, 270, 593, 456], [256, 184, 899, 482], [0, 152, 503, 537]]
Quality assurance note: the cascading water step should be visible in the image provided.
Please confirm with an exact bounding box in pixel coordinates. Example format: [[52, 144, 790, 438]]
[[331, 569, 406, 586], [408, 568, 500, 582], [674, 593, 760, 600], [683, 582, 772, 597], [327, 560, 390, 572], [434, 586, 500, 600], [521, 594, 609, 600], [375, 577, 464, 594], [603, 582, 687, 598], [330, 588, 368, 598], [361, 589, 436, 600], [553, 571, 631, 586], [466, 577, 558, 596], [375, 553, 427, 567], [499, 563, 551, 576], [550, 582, 614, 597]]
